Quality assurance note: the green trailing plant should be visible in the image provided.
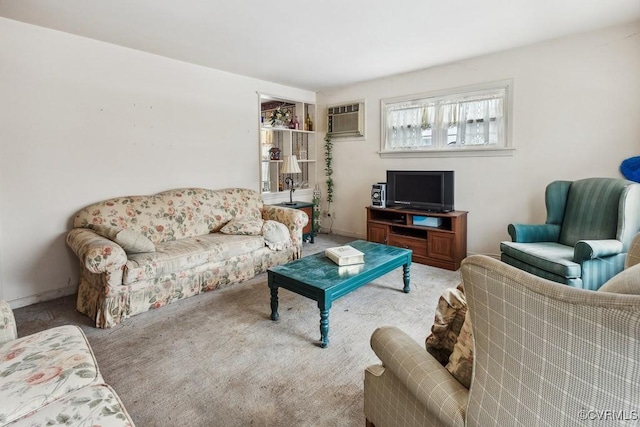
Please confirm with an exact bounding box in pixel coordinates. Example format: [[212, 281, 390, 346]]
[[324, 134, 334, 205], [323, 134, 334, 233]]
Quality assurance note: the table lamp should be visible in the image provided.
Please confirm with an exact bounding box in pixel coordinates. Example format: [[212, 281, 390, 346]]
[[280, 155, 302, 205]]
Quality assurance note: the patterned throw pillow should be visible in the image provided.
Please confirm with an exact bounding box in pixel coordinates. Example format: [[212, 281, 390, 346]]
[[220, 218, 264, 236], [425, 283, 467, 364], [89, 225, 156, 254], [262, 220, 291, 250], [445, 310, 474, 389]]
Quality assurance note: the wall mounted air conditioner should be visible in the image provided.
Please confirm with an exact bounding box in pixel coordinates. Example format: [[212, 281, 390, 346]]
[[327, 101, 365, 137]]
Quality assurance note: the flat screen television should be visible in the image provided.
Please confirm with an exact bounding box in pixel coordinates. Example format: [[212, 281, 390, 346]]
[[386, 170, 454, 212]]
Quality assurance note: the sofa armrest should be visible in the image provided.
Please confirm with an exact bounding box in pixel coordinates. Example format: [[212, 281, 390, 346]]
[[508, 223, 560, 243], [261, 205, 309, 258], [369, 326, 468, 427], [66, 228, 127, 274], [574, 239, 624, 263], [0, 300, 17, 345]]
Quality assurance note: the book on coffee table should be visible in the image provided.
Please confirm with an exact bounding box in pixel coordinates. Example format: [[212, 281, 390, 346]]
[[325, 245, 365, 266]]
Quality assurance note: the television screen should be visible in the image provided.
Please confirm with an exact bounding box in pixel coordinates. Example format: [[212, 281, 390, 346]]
[[394, 174, 442, 206], [386, 170, 454, 212]]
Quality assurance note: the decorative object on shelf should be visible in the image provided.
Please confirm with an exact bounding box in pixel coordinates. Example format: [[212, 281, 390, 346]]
[[305, 113, 313, 131], [269, 105, 291, 128], [269, 147, 281, 160], [290, 116, 300, 129], [280, 155, 302, 205]]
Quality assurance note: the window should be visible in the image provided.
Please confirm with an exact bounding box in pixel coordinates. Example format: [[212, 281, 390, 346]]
[[380, 80, 512, 157]]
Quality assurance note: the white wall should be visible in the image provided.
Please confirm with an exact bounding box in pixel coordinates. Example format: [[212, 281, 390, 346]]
[[0, 17, 315, 306], [316, 21, 640, 257], [1, 18, 638, 307]]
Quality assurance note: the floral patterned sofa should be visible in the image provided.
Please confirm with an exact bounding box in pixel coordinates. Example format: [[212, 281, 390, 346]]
[[0, 301, 135, 426], [66, 188, 308, 328]]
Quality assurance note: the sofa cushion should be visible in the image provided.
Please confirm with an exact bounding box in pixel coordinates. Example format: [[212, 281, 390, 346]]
[[220, 218, 264, 236], [499, 241, 580, 278], [9, 383, 135, 427], [425, 284, 467, 365], [123, 233, 265, 285], [90, 224, 156, 254], [262, 220, 291, 251], [0, 326, 101, 426]]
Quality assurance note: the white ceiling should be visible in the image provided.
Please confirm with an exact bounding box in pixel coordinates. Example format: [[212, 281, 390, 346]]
[[1, 0, 639, 91]]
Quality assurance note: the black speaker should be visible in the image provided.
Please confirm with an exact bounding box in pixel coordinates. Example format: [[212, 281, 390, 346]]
[[371, 183, 386, 208]]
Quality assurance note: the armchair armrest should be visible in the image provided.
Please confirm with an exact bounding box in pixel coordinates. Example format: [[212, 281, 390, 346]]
[[0, 300, 17, 345], [369, 326, 467, 427], [574, 239, 624, 263], [66, 228, 128, 274], [261, 205, 309, 258], [626, 233, 640, 269], [508, 223, 560, 243]]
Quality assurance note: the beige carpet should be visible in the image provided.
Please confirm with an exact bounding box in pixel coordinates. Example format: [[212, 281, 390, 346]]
[[14, 234, 461, 427]]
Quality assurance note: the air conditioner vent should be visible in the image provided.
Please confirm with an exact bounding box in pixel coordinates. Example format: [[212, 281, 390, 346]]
[[327, 101, 364, 137]]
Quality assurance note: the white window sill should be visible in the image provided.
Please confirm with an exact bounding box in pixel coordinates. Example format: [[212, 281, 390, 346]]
[[379, 147, 515, 158]]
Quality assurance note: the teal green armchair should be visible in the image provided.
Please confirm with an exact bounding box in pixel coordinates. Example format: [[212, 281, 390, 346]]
[[500, 178, 640, 290]]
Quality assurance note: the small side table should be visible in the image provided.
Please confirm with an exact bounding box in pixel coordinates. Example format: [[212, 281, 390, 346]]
[[275, 201, 315, 243]]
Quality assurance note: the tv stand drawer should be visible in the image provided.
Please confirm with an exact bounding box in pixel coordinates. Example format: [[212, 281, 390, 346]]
[[388, 234, 427, 257]]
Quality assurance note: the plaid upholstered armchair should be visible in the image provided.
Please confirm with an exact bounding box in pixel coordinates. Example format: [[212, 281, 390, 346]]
[[364, 250, 640, 427], [500, 177, 640, 290]]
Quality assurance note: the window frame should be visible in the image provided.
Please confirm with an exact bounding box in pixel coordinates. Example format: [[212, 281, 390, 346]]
[[379, 79, 514, 158]]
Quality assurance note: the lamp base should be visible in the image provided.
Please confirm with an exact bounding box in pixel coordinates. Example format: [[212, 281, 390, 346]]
[[283, 201, 297, 206]]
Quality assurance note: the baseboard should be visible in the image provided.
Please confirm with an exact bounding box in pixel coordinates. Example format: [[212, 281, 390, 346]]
[[320, 229, 364, 240], [7, 285, 77, 309]]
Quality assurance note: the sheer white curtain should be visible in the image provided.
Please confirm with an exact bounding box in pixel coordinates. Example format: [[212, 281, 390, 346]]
[[386, 106, 422, 149], [458, 97, 504, 146], [382, 82, 508, 152]]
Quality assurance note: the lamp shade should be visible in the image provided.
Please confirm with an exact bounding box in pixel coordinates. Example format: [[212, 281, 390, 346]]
[[280, 155, 302, 174]]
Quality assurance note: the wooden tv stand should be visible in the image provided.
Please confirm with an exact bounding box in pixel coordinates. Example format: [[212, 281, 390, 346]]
[[366, 207, 468, 270]]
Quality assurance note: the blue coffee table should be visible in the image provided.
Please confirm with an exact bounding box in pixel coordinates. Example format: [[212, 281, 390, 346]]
[[267, 240, 411, 348]]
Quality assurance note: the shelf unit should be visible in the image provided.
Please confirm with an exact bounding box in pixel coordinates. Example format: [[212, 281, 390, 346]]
[[366, 207, 468, 270], [259, 95, 316, 200]]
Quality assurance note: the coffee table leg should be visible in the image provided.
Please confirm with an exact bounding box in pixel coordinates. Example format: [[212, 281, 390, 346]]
[[318, 300, 331, 348], [403, 262, 411, 293], [269, 277, 279, 321], [319, 310, 330, 348]]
